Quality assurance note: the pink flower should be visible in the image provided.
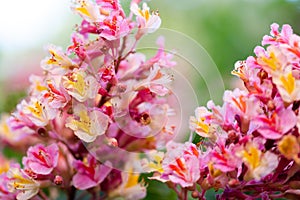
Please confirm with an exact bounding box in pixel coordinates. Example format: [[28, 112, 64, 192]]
[[42, 79, 70, 109], [72, 155, 111, 190], [22, 143, 59, 175], [157, 141, 201, 187], [28, 75, 48, 97], [0, 114, 32, 144], [255, 45, 288, 75], [68, 33, 87, 60], [98, 11, 131, 40], [250, 104, 296, 139], [210, 138, 242, 173], [262, 23, 293, 46], [222, 89, 261, 132], [141, 150, 165, 173], [134, 64, 173, 96], [146, 36, 177, 68], [278, 134, 300, 163], [96, 0, 123, 13]]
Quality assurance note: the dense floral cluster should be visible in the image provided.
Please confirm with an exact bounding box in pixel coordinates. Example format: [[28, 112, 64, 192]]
[[0, 0, 177, 199], [1, 0, 300, 199], [147, 23, 300, 199]]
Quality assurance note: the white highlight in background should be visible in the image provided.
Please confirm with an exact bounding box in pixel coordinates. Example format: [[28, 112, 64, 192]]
[[0, 0, 72, 52]]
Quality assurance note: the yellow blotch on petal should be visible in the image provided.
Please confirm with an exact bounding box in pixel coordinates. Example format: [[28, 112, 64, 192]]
[[68, 73, 86, 96], [208, 162, 222, 178], [280, 72, 295, 95], [71, 110, 92, 134], [11, 173, 36, 186], [76, 7, 91, 18], [196, 117, 209, 134], [35, 80, 47, 92], [278, 135, 300, 161], [125, 171, 140, 188], [27, 101, 44, 119], [144, 10, 150, 21], [147, 154, 163, 173], [47, 49, 64, 65], [260, 51, 280, 71], [242, 145, 261, 170]]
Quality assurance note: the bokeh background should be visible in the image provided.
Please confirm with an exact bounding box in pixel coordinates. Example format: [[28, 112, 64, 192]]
[[1, 0, 300, 199]]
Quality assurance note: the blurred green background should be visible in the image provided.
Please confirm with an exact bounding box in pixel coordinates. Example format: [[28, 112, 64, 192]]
[[1, 0, 300, 199], [151, 0, 300, 83]]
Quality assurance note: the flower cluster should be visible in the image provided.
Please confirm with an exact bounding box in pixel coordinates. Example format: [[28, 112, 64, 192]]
[[0, 0, 177, 199], [148, 23, 300, 199], [2, 0, 300, 199]]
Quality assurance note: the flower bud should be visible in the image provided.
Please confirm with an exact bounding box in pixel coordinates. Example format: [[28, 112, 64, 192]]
[[54, 175, 63, 185]]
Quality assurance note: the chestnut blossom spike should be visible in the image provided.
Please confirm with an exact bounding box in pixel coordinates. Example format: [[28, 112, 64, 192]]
[[5, 0, 300, 199], [0, 0, 178, 199], [151, 23, 300, 199]]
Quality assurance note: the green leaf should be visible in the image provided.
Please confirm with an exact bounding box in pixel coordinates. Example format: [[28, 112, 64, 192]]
[[141, 173, 177, 200]]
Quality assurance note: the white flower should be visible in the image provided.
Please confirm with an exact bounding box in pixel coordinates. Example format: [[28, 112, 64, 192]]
[[131, 3, 161, 35], [41, 44, 77, 75], [21, 97, 57, 127], [66, 104, 109, 142], [71, 0, 103, 23], [7, 167, 40, 200], [63, 69, 99, 102]]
